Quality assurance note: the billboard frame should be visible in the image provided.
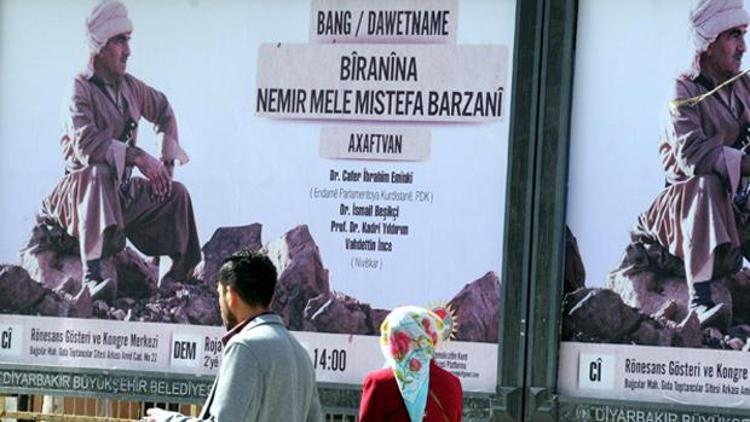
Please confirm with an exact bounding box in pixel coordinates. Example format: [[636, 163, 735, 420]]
[[530, 0, 750, 420], [0, 1, 536, 420]]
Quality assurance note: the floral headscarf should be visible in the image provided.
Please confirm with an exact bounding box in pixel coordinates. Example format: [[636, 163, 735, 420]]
[[380, 306, 455, 422]]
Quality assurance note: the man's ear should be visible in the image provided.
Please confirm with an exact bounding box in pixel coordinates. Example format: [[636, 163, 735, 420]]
[[225, 285, 239, 308]]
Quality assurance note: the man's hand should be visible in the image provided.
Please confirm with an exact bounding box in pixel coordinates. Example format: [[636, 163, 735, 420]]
[[127, 147, 172, 201], [163, 159, 175, 178], [143, 407, 197, 422], [144, 407, 167, 421]]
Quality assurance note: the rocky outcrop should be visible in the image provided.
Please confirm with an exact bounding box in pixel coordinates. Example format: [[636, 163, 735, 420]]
[[0, 264, 92, 318], [114, 247, 158, 298], [8, 222, 219, 325], [370, 308, 390, 333], [194, 223, 262, 286], [293, 269, 501, 342], [561, 287, 705, 347], [607, 270, 733, 323], [5, 221, 503, 342], [562, 227, 750, 349], [269, 225, 330, 330], [449, 272, 501, 343], [563, 288, 642, 343], [673, 313, 702, 348], [90, 284, 221, 325], [303, 292, 383, 334], [564, 266, 750, 349], [0, 265, 48, 311], [19, 221, 113, 291], [725, 268, 750, 324], [264, 225, 501, 342], [20, 250, 117, 292], [564, 226, 586, 294], [561, 225, 750, 349], [185, 294, 219, 325]]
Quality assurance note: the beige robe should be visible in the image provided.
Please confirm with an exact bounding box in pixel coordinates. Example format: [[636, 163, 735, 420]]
[[634, 74, 750, 285], [41, 72, 199, 278]]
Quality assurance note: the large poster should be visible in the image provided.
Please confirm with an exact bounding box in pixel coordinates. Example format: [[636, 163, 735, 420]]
[[560, 0, 750, 411], [0, 0, 515, 397]]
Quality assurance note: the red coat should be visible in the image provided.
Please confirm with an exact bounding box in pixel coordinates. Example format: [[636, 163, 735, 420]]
[[359, 362, 463, 422]]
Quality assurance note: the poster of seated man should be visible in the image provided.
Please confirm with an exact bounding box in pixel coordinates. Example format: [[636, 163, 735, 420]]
[[560, 0, 750, 411]]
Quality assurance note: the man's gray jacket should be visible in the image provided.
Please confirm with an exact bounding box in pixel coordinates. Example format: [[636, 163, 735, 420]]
[[161, 313, 322, 421]]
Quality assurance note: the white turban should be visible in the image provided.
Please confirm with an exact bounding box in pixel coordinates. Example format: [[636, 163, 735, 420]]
[[691, 0, 749, 54], [86, 0, 132, 55]]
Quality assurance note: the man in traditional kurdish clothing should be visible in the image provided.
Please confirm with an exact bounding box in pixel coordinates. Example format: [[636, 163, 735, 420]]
[[616, 0, 749, 329], [40, 0, 201, 301]]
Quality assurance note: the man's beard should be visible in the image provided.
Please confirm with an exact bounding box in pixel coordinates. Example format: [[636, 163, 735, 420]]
[[221, 296, 239, 330]]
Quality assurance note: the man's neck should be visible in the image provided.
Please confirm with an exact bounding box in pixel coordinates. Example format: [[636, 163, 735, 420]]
[[93, 68, 121, 85], [700, 60, 732, 86], [233, 306, 270, 324], [221, 306, 272, 345]]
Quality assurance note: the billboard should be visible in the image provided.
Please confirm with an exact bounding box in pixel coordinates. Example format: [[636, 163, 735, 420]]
[[0, 0, 516, 397], [560, 0, 750, 410]]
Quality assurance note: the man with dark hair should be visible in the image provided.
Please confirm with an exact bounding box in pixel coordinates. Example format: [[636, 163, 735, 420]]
[[146, 250, 322, 422]]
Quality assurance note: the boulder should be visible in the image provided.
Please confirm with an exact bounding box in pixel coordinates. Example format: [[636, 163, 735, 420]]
[[19, 222, 117, 291], [172, 307, 191, 324], [67, 288, 93, 319], [651, 300, 679, 321], [20, 250, 77, 291], [564, 226, 586, 293], [114, 248, 157, 298], [268, 225, 330, 330], [370, 308, 390, 332], [630, 319, 674, 346], [0, 264, 94, 318], [20, 250, 117, 292], [34, 295, 65, 317], [674, 312, 702, 348], [55, 277, 81, 296], [562, 288, 642, 343], [0, 265, 46, 311], [185, 294, 221, 325], [194, 223, 262, 285], [449, 271, 501, 343], [725, 268, 750, 324], [302, 292, 385, 334], [607, 270, 732, 323]]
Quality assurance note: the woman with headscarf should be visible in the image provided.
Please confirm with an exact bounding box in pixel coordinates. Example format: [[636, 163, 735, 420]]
[[359, 306, 463, 422]]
